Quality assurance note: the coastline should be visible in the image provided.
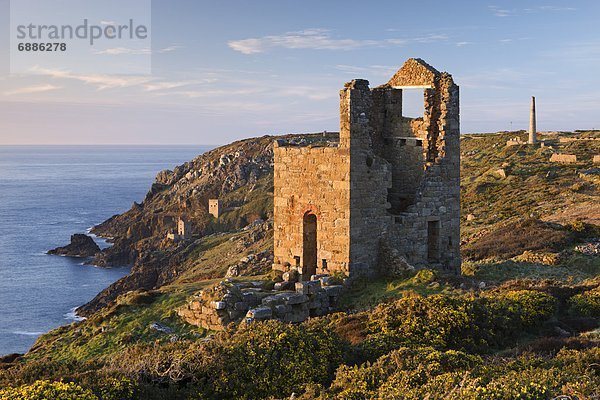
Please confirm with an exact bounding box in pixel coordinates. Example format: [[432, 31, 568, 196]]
[[0, 145, 202, 356]]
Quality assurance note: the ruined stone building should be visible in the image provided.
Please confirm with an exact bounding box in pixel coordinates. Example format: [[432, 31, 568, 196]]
[[167, 217, 192, 242], [208, 199, 222, 219], [272, 59, 461, 279]]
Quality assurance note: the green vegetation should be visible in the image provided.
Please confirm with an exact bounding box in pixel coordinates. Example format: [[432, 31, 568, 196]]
[[327, 347, 600, 400], [337, 269, 458, 311], [1, 131, 599, 399], [2, 283, 598, 399], [26, 289, 206, 362], [569, 287, 600, 318]]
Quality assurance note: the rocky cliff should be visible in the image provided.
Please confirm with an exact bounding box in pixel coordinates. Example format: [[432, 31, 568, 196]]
[[77, 134, 313, 316]]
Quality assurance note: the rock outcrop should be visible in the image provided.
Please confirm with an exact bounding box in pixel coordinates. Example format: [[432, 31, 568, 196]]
[[48, 234, 100, 257], [74, 136, 282, 315]]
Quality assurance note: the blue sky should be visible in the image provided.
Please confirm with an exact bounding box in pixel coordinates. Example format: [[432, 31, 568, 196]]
[[1, 0, 599, 145]]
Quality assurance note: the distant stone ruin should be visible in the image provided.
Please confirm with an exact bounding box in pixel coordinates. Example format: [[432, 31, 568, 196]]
[[208, 199, 222, 218], [506, 137, 526, 146], [550, 154, 578, 164], [559, 137, 600, 143], [167, 217, 192, 242], [272, 59, 461, 280]]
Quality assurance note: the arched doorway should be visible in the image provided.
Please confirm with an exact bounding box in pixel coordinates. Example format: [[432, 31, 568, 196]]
[[302, 213, 317, 278]]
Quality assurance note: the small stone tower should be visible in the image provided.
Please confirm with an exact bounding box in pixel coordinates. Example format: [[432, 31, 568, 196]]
[[208, 199, 222, 218], [178, 217, 192, 240], [529, 96, 537, 145]]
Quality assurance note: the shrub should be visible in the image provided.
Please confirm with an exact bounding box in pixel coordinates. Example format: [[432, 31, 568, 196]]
[[569, 288, 600, 318], [96, 378, 137, 400], [361, 290, 557, 357], [328, 348, 600, 400], [475, 373, 550, 400], [209, 320, 344, 399], [565, 220, 600, 238], [108, 320, 344, 400], [366, 294, 485, 353], [493, 290, 557, 328], [0, 380, 97, 400], [411, 269, 436, 284], [329, 347, 481, 399]]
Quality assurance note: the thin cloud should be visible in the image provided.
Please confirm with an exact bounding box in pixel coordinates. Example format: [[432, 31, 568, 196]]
[[489, 5, 514, 17], [456, 41, 472, 47], [26, 66, 217, 93], [158, 45, 183, 53], [93, 47, 151, 55], [3, 84, 61, 96], [526, 6, 577, 12], [539, 42, 600, 63], [228, 28, 447, 54], [28, 66, 154, 89], [94, 46, 184, 55], [335, 64, 399, 77], [491, 4, 577, 17], [499, 37, 530, 44], [277, 86, 336, 100], [143, 80, 212, 92], [414, 34, 448, 43]]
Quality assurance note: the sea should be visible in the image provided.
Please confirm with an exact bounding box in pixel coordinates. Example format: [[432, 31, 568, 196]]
[[0, 145, 212, 356]]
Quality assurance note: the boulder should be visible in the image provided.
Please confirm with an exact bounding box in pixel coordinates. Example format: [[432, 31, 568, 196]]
[[149, 322, 174, 334], [48, 234, 100, 257], [295, 280, 321, 295], [282, 270, 299, 282], [247, 307, 272, 320], [274, 281, 295, 291]]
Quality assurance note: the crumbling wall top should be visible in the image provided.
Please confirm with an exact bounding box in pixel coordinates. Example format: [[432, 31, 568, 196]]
[[343, 79, 370, 89]]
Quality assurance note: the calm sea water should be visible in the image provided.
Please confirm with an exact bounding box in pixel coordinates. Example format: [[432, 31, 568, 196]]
[[0, 145, 211, 355]]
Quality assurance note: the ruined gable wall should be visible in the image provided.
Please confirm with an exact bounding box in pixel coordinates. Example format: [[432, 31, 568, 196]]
[[273, 143, 351, 275], [389, 73, 461, 270]]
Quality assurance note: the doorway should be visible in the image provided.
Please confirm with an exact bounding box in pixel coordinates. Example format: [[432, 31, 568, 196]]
[[303, 213, 317, 278], [427, 220, 440, 262]]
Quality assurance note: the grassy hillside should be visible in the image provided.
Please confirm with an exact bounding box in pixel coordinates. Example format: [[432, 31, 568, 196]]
[[1, 130, 599, 400]]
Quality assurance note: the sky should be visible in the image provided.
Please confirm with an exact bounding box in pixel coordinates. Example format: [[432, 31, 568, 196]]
[[0, 0, 599, 145]]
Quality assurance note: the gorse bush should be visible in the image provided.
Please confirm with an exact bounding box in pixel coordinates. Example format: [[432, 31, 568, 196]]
[[0, 380, 97, 400], [327, 348, 600, 400], [361, 290, 557, 357], [0, 377, 139, 400], [568, 287, 600, 318], [106, 320, 345, 400], [1, 289, 595, 400], [329, 347, 481, 400], [209, 320, 344, 399], [491, 290, 557, 327]]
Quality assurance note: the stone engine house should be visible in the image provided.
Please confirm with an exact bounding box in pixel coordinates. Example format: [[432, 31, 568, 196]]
[[273, 59, 460, 278]]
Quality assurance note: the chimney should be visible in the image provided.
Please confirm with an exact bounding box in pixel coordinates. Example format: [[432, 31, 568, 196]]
[[528, 96, 537, 145]]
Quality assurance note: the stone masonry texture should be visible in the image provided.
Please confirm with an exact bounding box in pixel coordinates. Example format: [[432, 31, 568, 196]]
[[550, 154, 578, 163], [272, 59, 461, 278]]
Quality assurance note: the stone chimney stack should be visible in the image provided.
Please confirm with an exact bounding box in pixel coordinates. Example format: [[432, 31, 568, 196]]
[[528, 96, 537, 145]]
